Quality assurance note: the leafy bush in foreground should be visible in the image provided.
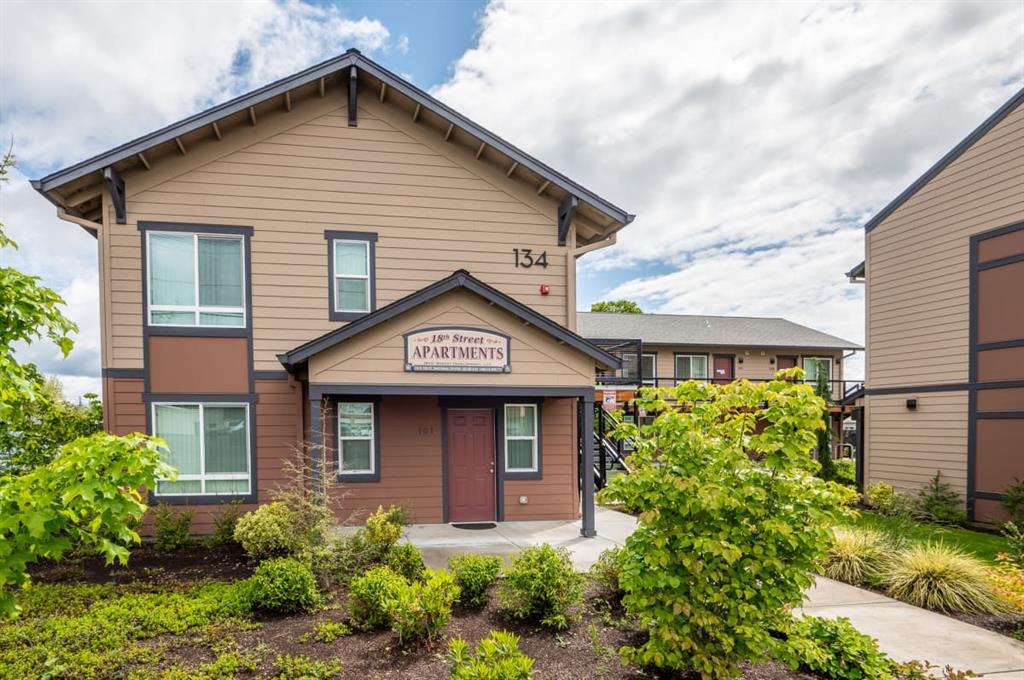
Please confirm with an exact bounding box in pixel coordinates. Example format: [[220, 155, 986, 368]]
[[449, 553, 502, 607], [588, 546, 625, 601], [385, 568, 460, 644], [774, 615, 894, 679], [985, 554, 1024, 612], [348, 565, 405, 630], [0, 432, 174, 618], [600, 369, 851, 677], [384, 542, 426, 582], [152, 503, 192, 551], [499, 544, 583, 630], [234, 500, 329, 561], [249, 558, 320, 614], [824, 528, 888, 586], [882, 543, 1006, 614], [449, 630, 534, 680]]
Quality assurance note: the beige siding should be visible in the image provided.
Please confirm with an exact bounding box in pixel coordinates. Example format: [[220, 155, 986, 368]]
[[864, 392, 968, 497], [649, 346, 844, 385], [866, 105, 1024, 388], [308, 289, 595, 386], [102, 92, 575, 370]]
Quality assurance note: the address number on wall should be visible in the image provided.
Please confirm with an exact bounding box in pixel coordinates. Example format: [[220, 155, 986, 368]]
[[513, 248, 548, 268]]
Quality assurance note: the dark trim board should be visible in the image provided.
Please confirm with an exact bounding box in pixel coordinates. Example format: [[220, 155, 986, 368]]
[[143, 393, 259, 403], [863, 88, 1024, 233], [864, 380, 1024, 396], [279, 270, 621, 370], [324, 230, 378, 322], [253, 370, 291, 381], [309, 384, 593, 400], [101, 368, 145, 379]]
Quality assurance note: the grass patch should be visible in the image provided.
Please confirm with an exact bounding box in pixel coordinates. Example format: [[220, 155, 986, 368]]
[[841, 511, 1010, 565]]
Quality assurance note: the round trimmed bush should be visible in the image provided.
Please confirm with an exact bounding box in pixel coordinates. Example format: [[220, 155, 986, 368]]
[[383, 542, 426, 582], [882, 543, 1007, 613], [250, 557, 320, 614], [349, 566, 406, 630], [449, 553, 502, 607], [234, 501, 327, 560], [499, 544, 583, 630], [824, 528, 887, 586]]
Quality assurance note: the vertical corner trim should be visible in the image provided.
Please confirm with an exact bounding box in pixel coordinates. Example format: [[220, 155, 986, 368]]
[[102, 166, 126, 224], [557, 195, 578, 246], [347, 66, 358, 127]]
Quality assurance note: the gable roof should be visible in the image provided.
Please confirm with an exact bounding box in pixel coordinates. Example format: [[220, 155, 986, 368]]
[[279, 270, 621, 370], [32, 49, 633, 238], [577, 312, 862, 351], [864, 86, 1024, 233]]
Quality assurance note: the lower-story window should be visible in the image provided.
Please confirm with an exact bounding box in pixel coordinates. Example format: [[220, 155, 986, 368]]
[[505, 403, 538, 472], [153, 402, 250, 496], [338, 402, 375, 475]]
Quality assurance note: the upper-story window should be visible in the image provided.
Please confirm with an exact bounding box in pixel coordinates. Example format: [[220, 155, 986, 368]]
[[326, 231, 377, 321], [802, 356, 833, 384], [147, 231, 245, 327], [675, 354, 709, 381], [621, 352, 657, 387]]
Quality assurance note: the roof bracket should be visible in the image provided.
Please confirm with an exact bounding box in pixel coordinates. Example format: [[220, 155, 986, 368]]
[[102, 166, 126, 225], [557, 195, 578, 246], [347, 66, 358, 127]]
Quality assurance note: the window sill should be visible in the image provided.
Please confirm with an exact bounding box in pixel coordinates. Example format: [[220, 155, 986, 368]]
[[329, 310, 371, 322], [337, 471, 380, 483], [149, 491, 255, 505], [503, 470, 542, 481], [148, 325, 247, 337]]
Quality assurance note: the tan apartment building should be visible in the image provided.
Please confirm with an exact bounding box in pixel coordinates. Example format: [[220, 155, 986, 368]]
[[32, 50, 633, 536], [849, 87, 1024, 523]]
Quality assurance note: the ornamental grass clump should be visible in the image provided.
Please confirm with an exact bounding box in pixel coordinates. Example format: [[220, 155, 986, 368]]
[[824, 527, 888, 586], [599, 367, 852, 679], [882, 543, 1007, 614]]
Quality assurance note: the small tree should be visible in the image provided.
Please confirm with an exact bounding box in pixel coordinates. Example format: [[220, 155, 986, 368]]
[[600, 369, 851, 678], [590, 299, 643, 314], [812, 363, 836, 481]]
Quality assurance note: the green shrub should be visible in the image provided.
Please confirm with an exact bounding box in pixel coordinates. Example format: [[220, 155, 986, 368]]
[[865, 482, 896, 512], [385, 568, 460, 644], [448, 630, 534, 680], [914, 472, 967, 526], [588, 547, 624, 600], [499, 544, 583, 630], [1000, 521, 1024, 568], [449, 554, 502, 607], [824, 528, 888, 586], [152, 503, 192, 551], [348, 566, 405, 630], [234, 501, 327, 560], [834, 459, 856, 486], [0, 432, 174, 618], [1002, 479, 1024, 523], [882, 543, 1006, 613], [774, 615, 895, 679], [249, 558, 320, 614], [599, 372, 851, 677], [893, 660, 978, 679], [302, 620, 352, 643], [366, 504, 406, 549], [276, 653, 343, 679], [384, 542, 426, 582], [208, 500, 244, 547]]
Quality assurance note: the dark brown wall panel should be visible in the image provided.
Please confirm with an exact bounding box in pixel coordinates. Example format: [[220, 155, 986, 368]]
[[977, 387, 1024, 412], [977, 346, 1024, 382], [504, 397, 578, 521], [978, 228, 1024, 262], [976, 261, 1024, 344], [974, 420, 1024, 493], [974, 498, 1011, 524], [148, 336, 249, 393]]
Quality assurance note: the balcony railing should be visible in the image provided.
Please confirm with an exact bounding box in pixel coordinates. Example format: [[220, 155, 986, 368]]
[[594, 375, 865, 402]]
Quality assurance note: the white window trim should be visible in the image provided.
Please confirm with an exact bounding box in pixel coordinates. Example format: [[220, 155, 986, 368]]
[[147, 231, 246, 328], [504, 403, 539, 472], [802, 356, 834, 383], [332, 239, 371, 314], [152, 402, 251, 497], [337, 402, 375, 475], [675, 353, 709, 381], [620, 352, 657, 387]]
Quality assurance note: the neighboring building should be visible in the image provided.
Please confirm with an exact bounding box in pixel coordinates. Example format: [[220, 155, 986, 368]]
[[848, 87, 1024, 523], [578, 312, 862, 397], [32, 50, 633, 536]]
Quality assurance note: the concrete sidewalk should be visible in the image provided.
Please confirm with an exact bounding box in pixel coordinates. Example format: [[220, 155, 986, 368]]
[[802, 578, 1024, 677]]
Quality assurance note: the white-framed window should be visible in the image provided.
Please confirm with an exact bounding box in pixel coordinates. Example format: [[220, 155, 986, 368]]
[[337, 402, 375, 475], [621, 352, 657, 386], [504, 403, 538, 472], [333, 240, 371, 314], [152, 402, 250, 496], [147, 231, 245, 327], [675, 354, 709, 381], [802, 357, 833, 384]]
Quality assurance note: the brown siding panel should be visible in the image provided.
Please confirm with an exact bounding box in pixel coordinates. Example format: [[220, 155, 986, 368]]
[[977, 346, 1024, 382], [976, 261, 1024, 344], [504, 398, 578, 521], [148, 336, 249, 393], [975, 420, 1024, 494]]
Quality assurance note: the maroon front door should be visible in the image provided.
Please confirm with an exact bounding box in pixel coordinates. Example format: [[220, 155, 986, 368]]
[[447, 409, 496, 522], [712, 355, 734, 384], [777, 355, 798, 370]]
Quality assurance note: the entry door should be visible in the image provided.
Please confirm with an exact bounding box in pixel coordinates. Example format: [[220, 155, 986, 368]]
[[712, 355, 734, 384], [777, 355, 798, 370], [447, 409, 496, 522]]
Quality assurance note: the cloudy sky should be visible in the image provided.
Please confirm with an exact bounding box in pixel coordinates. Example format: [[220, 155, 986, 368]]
[[1, 0, 1022, 400]]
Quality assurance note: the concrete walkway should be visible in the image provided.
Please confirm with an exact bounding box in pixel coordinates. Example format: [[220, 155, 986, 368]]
[[396, 507, 1024, 677], [802, 577, 1024, 677]]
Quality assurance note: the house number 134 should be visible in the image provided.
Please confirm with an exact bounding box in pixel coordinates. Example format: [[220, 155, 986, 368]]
[[513, 248, 548, 268]]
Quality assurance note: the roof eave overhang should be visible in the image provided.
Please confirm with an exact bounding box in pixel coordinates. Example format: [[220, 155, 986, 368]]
[[278, 269, 621, 372]]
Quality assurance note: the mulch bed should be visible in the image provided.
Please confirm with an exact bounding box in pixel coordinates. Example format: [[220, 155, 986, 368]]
[[29, 545, 820, 679]]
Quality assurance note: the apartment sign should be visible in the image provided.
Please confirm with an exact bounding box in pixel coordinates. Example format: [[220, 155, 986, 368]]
[[404, 327, 511, 373]]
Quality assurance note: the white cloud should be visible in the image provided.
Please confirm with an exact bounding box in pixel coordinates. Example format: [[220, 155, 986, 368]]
[[432, 1, 1024, 379], [0, 0, 396, 397]]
